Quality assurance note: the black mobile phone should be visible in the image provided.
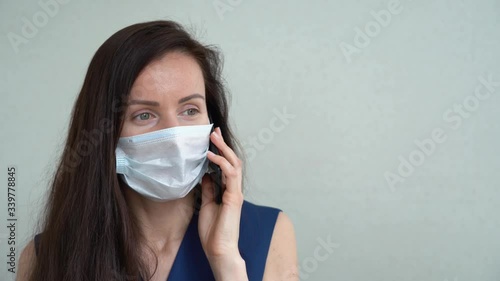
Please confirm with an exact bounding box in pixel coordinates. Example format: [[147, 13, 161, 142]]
[[208, 124, 224, 204]]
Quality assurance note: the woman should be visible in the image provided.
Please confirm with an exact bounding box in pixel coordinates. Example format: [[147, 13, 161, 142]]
[[16, 20, 298, 281]]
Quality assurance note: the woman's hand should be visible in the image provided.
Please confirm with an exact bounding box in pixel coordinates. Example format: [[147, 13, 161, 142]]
[[198, 127, 247, 280]]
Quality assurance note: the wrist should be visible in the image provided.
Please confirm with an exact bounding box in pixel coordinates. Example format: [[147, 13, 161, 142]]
[[208, 254, 248, 281]]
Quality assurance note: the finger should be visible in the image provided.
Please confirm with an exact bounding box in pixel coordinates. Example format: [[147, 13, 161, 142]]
[[207, 151, 241, 193], [210, 129, 241, 168], [200, 174, 215, 206], [221, 172, 227, 186], [207, 150, 236, 178]]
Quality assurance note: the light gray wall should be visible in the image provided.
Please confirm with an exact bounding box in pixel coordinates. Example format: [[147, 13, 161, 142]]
[[1, 0, 499, 280]]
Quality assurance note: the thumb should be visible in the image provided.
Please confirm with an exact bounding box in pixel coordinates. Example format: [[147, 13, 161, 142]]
[[200, 174, 215, 205]]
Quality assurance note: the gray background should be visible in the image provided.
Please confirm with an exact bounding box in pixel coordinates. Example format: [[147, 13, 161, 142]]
[[1, 0, 499, 280]]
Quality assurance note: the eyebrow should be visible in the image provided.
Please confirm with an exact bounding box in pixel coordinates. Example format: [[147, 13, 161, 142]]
[[178, 93, 205, 104], [127, 100, 160, 106], [126, 93, 205, 106]]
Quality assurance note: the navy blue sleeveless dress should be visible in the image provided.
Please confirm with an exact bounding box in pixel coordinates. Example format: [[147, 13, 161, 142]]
[[34, 200, 282, 281]]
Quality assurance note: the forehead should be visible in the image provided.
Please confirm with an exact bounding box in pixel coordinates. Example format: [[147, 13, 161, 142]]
[[129, 51, 205, 100]]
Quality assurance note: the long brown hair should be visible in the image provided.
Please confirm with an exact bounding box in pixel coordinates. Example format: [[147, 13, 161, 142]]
[[30, 20, 241, 281]]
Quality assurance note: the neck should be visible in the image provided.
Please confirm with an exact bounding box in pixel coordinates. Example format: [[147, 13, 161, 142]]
[[124, 187, 196, 253]]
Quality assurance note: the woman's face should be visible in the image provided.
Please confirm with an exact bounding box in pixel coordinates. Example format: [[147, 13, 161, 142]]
[[120, 52, 209, 137]]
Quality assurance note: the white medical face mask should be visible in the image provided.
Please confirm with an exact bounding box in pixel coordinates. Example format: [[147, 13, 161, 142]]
[[115, 124, 213, 202]]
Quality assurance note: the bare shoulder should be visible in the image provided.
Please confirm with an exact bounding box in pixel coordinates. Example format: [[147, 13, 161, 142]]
[[16, 240, 36, 281], [262, 211, 299, 281]]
